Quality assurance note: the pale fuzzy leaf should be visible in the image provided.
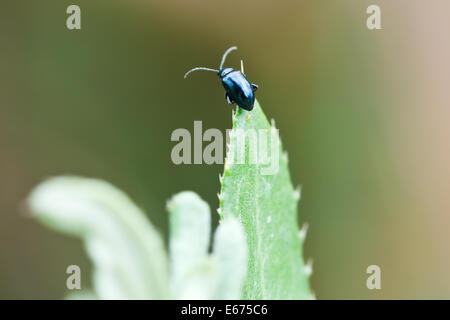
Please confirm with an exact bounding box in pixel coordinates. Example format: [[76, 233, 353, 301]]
[[167, 191, 211, 297], [167, 192, 248, 299], [27, 176, 169, 299], [177, 257, 218, 300], [220, 100, 312, 299], [212, 217, 248, 299]]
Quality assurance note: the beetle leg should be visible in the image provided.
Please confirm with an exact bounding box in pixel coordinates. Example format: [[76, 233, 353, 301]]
[[225, 92, 233, 104], [251, 84, 259, 92]]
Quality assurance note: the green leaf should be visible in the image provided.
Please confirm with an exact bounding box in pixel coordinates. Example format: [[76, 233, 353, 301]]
[[219, 100, 312, 299], [27, 176, 169, 299], [167, 191, 247, 300]]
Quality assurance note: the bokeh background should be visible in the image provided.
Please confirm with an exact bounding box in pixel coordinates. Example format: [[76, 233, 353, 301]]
[[1, 0, 450, 299]]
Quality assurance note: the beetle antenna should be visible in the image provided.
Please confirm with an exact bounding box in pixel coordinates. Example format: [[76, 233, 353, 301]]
[[184, 67, 219, 79], [219, 46, 238, 70]]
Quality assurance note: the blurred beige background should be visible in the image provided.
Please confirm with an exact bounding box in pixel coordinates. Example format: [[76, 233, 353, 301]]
[[1, 0, 450, 299]]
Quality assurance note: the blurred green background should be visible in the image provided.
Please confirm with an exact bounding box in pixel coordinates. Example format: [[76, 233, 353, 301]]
[[1, 0, 450, 299]]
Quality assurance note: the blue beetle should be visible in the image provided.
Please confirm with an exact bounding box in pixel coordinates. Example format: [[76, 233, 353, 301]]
[[184, 46, 258, 111]]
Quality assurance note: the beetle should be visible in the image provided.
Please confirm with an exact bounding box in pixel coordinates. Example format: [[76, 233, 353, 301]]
[[184, 46, 258, 111]]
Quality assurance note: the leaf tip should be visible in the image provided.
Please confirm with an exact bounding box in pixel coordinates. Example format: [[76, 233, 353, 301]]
[[283, 151, 289, 163], [165, 200, 174, 212], [304, 258, 313, 277], [293, 186, 301, 201], [298, 222, 309, 240]]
